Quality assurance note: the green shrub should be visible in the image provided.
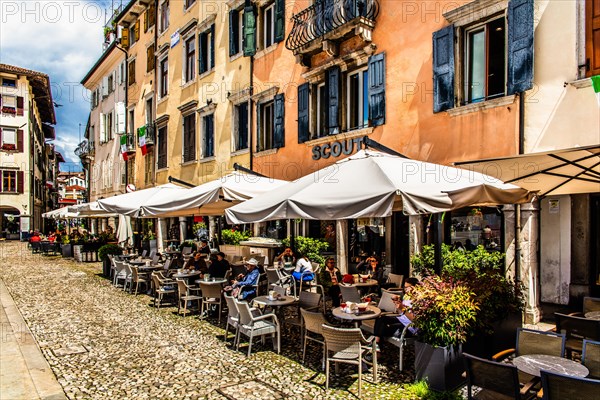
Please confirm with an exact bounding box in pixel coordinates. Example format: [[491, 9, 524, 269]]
[[403, 380, 463, 400], [221, 229, 251, 245], [98, 244, 123, 262], [282, 236, 329, 268]]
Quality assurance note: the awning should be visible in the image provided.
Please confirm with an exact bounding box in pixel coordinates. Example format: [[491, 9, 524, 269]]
[[454, 145, 600, 197]]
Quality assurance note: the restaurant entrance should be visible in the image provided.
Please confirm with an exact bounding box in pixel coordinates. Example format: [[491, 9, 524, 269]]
[[591, 195, 600, 297]]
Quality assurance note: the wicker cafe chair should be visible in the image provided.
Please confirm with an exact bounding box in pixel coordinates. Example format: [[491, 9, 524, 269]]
[[131, 266, 148, 295], [361, 289, 401, 335], [224, 293, 240, 346], [493, 328, 566, 361], [151, 272, 176, 309], [339, 285, 361, 303], [386, 273, 404, 290], [540, 370, 600, 400], [321, 325, 378, 398], [463, 352, 536, 400], [287, 291, 322, 332], [554, 312, 600, 357], [199, 281, 223, 323], [234, 298, 280, 357], [582, 339, 600, 379], [175, 278, 202, 316], [301, 309, 330, 370]]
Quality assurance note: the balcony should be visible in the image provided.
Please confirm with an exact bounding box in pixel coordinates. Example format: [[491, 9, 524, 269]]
[[285, 0, 379, 60], [75, 140, 95, 159], [144, 123, 156, 146], [124, 133, 136, 154]]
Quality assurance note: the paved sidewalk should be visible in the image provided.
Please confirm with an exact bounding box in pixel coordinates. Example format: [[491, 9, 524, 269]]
[[0, 279, 66, 400]]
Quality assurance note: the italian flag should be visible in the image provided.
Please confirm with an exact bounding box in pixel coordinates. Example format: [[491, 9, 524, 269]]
[[120, 134, 128, 161], [138, 126, 147, 156], [592, 75, 600, 106]]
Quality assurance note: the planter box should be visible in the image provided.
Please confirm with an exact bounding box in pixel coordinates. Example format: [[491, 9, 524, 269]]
[[463, 312, 522, 359], [220, 244, 251, 259], [61, 244, 72, 258], [414, 341, 465, 392]]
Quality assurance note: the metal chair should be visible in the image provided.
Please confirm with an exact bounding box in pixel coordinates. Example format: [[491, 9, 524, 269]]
[[387, 322, 416, 371], [493, 328, 566, 361], [151, 272, 176, 309], [463, 352, 536, 400], [300, 309, 329, 369], [386, 273, 404, 290], [175, 278, 202, 316], [339, 285, 361, 303], [582, 339, 600, 379], [541, 370, 600, 400], [199, 281, 223, 323], [234, 299, 280, 356], [286, 291, 322, 339], [131, 266, 148, 295], [361, 289, 401, 335], [555, 312, 600, 357], [224, 293, 240, 346], [321, 324, 378, 398]]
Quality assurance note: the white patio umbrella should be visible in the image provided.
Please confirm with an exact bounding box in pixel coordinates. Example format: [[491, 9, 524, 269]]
[[97, 183, 187, 217], [42, 207, 78, 219], [140, 171, 289, 217], [68, 201, 117, 217], [225, 149, 534, 223], [116, 214, 133, 246]]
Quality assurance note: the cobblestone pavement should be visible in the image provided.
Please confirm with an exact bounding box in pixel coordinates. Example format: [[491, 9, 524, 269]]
[[0, 242, 419, 400]]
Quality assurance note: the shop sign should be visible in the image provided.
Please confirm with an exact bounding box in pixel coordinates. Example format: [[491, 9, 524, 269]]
[[311, 137, 364, 160]]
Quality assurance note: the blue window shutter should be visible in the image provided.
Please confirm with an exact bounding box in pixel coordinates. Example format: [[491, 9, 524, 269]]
[[243, 4, 256, 57], [368, 52, 386, 126], [432, 25, 455, 113], [199, 32, 206, 73], [275, 0, 285, 43], [229, 9, 239, 56], [298, 83, 310, 143], [205, 115, 214, 157], [507, 0, 534, 94], [327, 66, 340, 135], [274, 93, 285, 148], [210, 24, 215, 69], [256, 103, 262, 152]]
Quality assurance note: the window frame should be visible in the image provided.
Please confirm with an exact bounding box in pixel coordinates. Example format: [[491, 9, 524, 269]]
[[345, 67, 369, 132], [183, 34, 196, 83], [2, 78, 17, 88], [185, 0, 196, 11], [232, 101, 249, 152], [258, 99, 275, 152], [201, 113, 215, 158], [262, 3, 275, 49], [159, 56, 169, 98], [159, 0, 169, 33], [182, 112, 196, 163], [1, 127, 17, 146], [1, 170, 17, 193]]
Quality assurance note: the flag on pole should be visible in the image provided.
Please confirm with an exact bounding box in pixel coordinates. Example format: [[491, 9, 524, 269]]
[[138, 126, 147, 156], [591, 75, 600, 106], [120, 134, 128, 161]]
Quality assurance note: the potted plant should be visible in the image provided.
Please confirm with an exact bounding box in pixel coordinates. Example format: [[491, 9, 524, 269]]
[[98, 243, 123, 278], [282, 236, 329, 267], [220, 228, 251, 258], [408, 275, 479, 391], [61, 236, 72, 258]]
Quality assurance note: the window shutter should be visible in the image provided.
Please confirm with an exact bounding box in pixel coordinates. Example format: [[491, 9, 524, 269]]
[[243, 4, 256, 57], [275, 0, 285, 43], [147, 45, 155, 72], [326, 66, 340, 135], [199, 32, 206, 73], [17, 129, 23, 152], [115, 102, 126, 134], [229, 9, 239, 56], [507, 0, 534, 94], [586, 0, 600, 76], [17, 171, 24, 194], [273, 93, 285, 148], [432, 25, 455, 113], [205, 115, 214, 157], [297, 83, 310, 143], [100, 113, 106, 143], [210, 24, 215, 69], [135, 20, 140, 41], [149, 2, 156, 28], [16, 96, 24, 116], [102, 76, 109, 97], [368, 52, 386, 126], [121, 27, 130, 48], [0, 94, 2, 106], [0, 127, 2, 144], [144, 10, 149, 32]]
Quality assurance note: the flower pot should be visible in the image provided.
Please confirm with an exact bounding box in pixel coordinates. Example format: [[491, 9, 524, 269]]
[[102, 258, 112, 278], [61, 243, 72, 258], [414, 341, 465, 392]]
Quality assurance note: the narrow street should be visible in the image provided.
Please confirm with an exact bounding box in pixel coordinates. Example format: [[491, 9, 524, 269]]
[[0, 242, 412, 400]]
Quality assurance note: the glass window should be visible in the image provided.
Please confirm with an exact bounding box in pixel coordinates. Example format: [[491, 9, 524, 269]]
[[2, 170, 17, 192], [2, 78, 16, 87], [159, 57, 168, 97], [263, 4, 275, 48], [347, 69, 369, 131], [258, 100, 274, 151], [233, 102, 248, 151], [202, 114, 214, 157], [1, 128, 16, 145], [184, 36, 195, 82], [160, 0, 169, 32], [450, 207, 503, 251]]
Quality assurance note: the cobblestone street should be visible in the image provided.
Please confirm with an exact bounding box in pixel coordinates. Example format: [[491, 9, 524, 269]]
[[0, 242, 416, 399]]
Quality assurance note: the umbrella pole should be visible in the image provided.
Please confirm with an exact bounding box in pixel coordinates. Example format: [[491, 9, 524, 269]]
[[433, 213, 443, 274]]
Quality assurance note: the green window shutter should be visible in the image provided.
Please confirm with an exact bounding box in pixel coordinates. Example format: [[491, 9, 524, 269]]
[[432, 25, 455, 113], [368, 52, 386, 126], [275, 0, 285, 43], [297, 83, 310, 143], [507, 0, 534, 94], [273, 93, 285, 148], [243, 4, 256, 57]]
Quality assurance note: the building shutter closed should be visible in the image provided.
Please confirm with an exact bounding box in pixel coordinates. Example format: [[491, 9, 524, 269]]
[[586, 0, 600, 76], [507, 0, 534, 95], [243, 4, 256, 56], [432, 24, 455, 113], [210, 24, 215, 69], [17, 130, 23, 152], [275, 0, 285, 43], [16, 96, 24, 116], [273, 93, 285, 148], [297, 83, 309, 143], [326, 66, 340, 135], [17, 171, 24, 194], [368, 52, 386, 126]]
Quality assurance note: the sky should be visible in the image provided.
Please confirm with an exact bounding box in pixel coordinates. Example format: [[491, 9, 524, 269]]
[[0, 0, 120, 172]]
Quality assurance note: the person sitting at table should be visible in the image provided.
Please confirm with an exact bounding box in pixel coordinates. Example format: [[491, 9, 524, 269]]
[[373, 277, 420, 347], [321, 257, 343, 307], [185, 251, 208, 273], [293, 253, 314, 282], [198, 239, 211, 255], [226, 258, 260, 300], [208, 251, 229, 279], [29, 231, 41, 243], [276, 247, 296, 268], [356, 256, 384, 283]]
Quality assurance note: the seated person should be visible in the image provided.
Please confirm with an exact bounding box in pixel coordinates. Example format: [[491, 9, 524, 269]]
[[208, 251, 229, 279], [226, 258, 260, 300], [356, 256, 384, 283], [184, 251, 208, 273], [198, 239, 211, 255], [321, 257, 342, 307], [29, 232, 41, 243], [373, 277, 420, 346], [292, 253, 314, 282], [276, 247, 296, 268]]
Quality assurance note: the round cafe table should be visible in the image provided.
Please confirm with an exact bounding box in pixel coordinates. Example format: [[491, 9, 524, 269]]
[[252, 295, 297, 307], [332, 305, 381, 327], [195, 278, 227, 285], [513, 354, 589, 378], [172, 271, 202, 279], [352, 279, 379, 287], [585, 311, 600, 320]]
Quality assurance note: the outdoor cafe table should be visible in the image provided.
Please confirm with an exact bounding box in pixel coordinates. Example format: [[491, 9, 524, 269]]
[[194, 278, 227, 285], [252, 295, 297, 325], [332, 305, 381, 328], [585, 311, 600, 320], [172, 271, 202, 279], [513, 354, 589, 378]]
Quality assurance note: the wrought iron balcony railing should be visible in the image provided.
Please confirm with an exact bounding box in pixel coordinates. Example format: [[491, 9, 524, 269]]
[[75, 140, 95, 158], [144, 123, 156, 146], [286, 0, 379, 53]]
